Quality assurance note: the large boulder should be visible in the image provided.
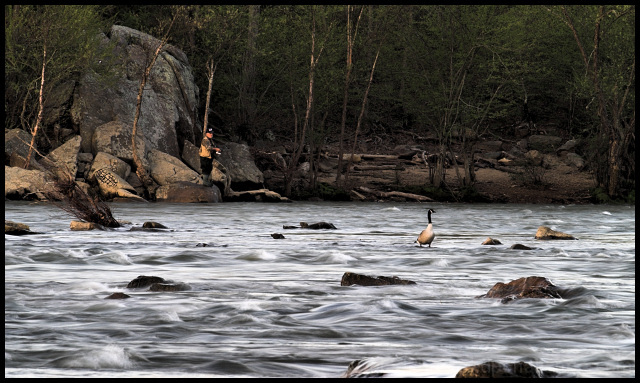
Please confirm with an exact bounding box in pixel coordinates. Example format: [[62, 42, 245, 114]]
[[93, 167, 145, 202], [147, 149, 202, 186], [4, 166, 48, 200], [155, 181, 221, 203], [87, 151, 132, 182], [5, 128, 36, 159], [564, 152, 585, 169], [181, 140, 201, 173], [41, 135, 82, 179], [71, 25, 199, 158], [91, 120, 149, 166], [211, 159, 232, 196], [527, 135, 563, 153], [217, 142, 264, 191]]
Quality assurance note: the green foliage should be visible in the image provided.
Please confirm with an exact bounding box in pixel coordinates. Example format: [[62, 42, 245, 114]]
[[5, 5, 118, 133], [4, 5, 634, 199], [591, 187, 635, 205]]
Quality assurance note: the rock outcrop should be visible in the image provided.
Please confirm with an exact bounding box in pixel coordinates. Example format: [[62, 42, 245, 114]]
[[72, 25, 198, 157]]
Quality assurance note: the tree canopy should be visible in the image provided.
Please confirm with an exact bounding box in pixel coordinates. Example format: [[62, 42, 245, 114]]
[[5, 5, 635, 200]]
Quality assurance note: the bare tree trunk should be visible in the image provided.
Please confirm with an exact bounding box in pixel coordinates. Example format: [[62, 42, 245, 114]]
[[560, 5, 634, 198], [25, 43, 46, 169], [203, 58, 217, 137], [284, 8, 329, 197], [344, 47, 380, 182], [336, 5, 363, 186], [240, 5, 259, 126], [285, 16, 316, 197]]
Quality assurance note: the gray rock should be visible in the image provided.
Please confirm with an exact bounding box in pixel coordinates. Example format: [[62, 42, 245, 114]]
[[41, 135, 82, 179], [127, 275, 165, 289], [527, 135, 563, 152], [510, 243, 534, 250], [105, 292, 131, 299], [4, 128, 35, 159], [564, 152, 585, 169], [72, 25, 198, 157], [93, 168, 144, 201], [91, 120, 149, 165], [4, 166, 48, 200], [476, 276, 563, 302], [181, 140, 201, 173], [88, 151, 131, 181], [147, 149, 202, 186], [341, 272, 416, 286], [217, 142, 264, 191]]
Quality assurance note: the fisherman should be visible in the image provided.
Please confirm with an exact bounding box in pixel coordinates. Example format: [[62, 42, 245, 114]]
[[199, 126, 221, 186]]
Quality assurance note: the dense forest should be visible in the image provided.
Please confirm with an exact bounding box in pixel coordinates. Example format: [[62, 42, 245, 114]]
[[4, 5, 635, 201]]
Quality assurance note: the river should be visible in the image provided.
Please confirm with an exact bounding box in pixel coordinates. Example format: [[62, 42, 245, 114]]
[[4, 201, 635, 378]]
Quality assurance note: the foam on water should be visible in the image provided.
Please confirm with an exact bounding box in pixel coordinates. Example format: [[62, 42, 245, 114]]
[[52, 344, 134, 369], [5, 201, 635, 378]]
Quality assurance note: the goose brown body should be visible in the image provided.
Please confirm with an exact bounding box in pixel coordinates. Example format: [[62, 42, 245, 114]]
[[416, 208, 436, 247]]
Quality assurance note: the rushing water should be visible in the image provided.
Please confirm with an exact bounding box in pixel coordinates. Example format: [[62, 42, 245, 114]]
[[4, 201, 635, 378]]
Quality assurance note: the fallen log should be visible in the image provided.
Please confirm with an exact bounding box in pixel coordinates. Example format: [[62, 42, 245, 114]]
[[353, 165, 403, 171], [355, 186, 433, 202], [225, 188, 292, 202]]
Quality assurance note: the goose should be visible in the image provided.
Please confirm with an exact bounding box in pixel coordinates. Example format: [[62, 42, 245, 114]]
[[415, 208, 436, 247]]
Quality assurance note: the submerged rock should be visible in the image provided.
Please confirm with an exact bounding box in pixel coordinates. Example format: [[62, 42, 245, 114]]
[[149, 282, 190, 292], [127, 275, 165, 289], [300, 221, 337, 229], [481, 237, 502, 245], [510, 243, 534, 250], [341, 272, 416, 286], [105, 292, 131, 299], [476, 276, 562, 303], [143, 221, 168, 229]]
